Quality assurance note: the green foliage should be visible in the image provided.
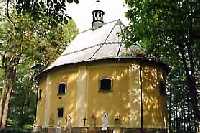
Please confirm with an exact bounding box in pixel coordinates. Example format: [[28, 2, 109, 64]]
[[124, 0, 182, 59], [7, 61, 36, 128], [1, 10, 78, 66], [15, 0, 79, 25]]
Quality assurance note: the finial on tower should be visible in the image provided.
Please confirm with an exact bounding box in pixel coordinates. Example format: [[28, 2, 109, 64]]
[[92, 0, 105, 29]]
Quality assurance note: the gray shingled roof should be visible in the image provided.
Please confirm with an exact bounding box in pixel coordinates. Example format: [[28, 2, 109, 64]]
[[46, 19, 142, 70]]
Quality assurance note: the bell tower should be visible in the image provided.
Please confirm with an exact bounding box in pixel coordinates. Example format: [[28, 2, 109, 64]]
[[92, 0, 105, 29]]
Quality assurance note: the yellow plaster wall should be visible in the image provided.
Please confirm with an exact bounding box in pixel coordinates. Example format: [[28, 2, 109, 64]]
[[36, 67, 78, 127], [142, 66, 167, 128], [75, 66, 88, 127], [128, 64, 141, 128], [87, 63, 131, 127], [49, 67, 78, 126], [36, 77, 46, 126], [36, 62, 168, 129]]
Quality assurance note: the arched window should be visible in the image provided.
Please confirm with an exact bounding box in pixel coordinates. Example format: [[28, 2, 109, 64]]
[[58, 83, 66, 95], [57, 107, 64, 118]]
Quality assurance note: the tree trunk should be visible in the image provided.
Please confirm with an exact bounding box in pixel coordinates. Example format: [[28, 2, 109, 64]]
[[0, 65, 16, 128], [1, 85, 12, 128], [0, 88, 7, 126], [178, 41, 200, 122]]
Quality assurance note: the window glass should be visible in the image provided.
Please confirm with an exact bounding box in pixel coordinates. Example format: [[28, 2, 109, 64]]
[[57, 107, 64, 117], [58, 83, 66, 95], [100, 79, 111, 91]]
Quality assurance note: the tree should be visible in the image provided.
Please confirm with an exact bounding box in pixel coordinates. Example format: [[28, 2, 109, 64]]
[[0, 8, 78, 128], [7, 60, 37, 128], [123, 0, 200, 132]]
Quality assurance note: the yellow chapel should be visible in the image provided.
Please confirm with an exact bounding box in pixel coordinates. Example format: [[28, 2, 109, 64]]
[[34, 1, 169, 133]]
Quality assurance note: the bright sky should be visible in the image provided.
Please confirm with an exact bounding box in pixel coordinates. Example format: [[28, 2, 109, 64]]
[[66, 0, 128, 31]]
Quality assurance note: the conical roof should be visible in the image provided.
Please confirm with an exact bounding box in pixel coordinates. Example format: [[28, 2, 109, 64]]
[[46, 19, 143, 71]]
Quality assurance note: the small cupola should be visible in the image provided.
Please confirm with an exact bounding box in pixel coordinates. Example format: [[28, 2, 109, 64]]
[[92, 0, 105, 29]]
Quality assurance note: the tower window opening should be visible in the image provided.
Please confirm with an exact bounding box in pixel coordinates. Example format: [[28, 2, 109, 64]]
[[92, 10, 105, 29], [58, 83, 66, 95], [100, 78, 112, 91], [57, 107, 64, 118]]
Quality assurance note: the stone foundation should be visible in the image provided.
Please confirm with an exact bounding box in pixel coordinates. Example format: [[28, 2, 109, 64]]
[[32, 127, 168, 133]]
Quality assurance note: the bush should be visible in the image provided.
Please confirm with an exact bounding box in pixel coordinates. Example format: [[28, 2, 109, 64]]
[[0, 128, 32, 133]]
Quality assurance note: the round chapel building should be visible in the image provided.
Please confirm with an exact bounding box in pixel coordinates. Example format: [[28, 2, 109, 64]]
[[35, 2, 169, 133]]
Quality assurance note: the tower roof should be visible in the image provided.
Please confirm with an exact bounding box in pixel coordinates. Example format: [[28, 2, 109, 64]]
[[46, 19, 143, 71]]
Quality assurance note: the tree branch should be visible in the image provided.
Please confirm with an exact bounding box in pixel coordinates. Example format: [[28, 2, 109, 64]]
[[6, 0, 14, 25]]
